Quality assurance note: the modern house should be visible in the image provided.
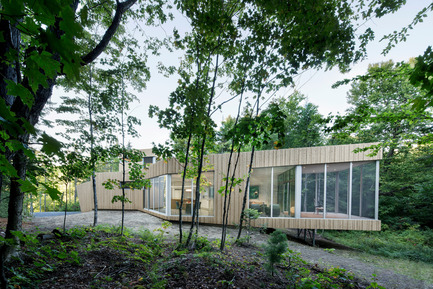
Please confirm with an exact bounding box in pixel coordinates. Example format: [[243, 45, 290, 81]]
[[77, 143, 382, 231]]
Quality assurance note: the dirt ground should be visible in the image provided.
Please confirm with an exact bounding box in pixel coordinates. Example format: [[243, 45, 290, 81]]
[[29, 210, 433, 289]]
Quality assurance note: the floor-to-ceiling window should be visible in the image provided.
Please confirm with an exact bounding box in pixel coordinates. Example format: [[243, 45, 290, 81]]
[[351, 161, 376, 219], [300, 161, 378, 219], [149, 179, 154, 210], [170, 174, 193, 216], [144, 176, 167, 214], [274, 167, 295, 217], [157, 175, 167, 214], [249, 166, 294, 217], [197, 171, 214, 217], [249, 168, 272, 217], [169, 172, 214, 217], [301, 164, 325, 218], [326, 163, 350, 218]]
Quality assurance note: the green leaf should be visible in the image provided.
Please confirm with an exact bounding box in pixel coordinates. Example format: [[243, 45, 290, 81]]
[[18, 179, 38, 195], [31, 51, 61, 79], [5, 80, 34, 108], [0, 155, 18, 178], [5, 139, 25, 152], [42, 185, 62, 201], [38, 133, 63, 155], [80, 5, 89, 24], [1, 0, 24, 18]]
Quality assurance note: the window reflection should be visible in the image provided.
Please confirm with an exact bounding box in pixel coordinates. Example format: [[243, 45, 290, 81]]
[[249, 166, 295, 218]]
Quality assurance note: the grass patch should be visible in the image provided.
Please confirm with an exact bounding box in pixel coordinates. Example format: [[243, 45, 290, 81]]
[[323, 228, 433, 264], [337, 250, 433, 284], [323, 228, 433, 283]]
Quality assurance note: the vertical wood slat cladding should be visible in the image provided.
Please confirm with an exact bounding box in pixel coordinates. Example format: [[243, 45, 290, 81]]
[[77, 171, 143, 212], [77, 143, 382, 230]]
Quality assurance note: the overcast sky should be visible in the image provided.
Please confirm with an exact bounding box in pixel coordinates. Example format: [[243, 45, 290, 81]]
[[49, 1, 433, 151]]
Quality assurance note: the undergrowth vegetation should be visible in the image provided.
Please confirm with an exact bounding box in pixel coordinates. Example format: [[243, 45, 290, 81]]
[[4, 225, 369, 288], [323, 227, 433, 264]]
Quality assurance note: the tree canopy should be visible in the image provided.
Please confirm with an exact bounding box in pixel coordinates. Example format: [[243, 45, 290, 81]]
[[1, 1, 433, 285]]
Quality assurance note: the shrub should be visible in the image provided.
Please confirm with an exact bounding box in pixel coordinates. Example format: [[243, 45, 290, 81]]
[[264, 229, 288, 275]]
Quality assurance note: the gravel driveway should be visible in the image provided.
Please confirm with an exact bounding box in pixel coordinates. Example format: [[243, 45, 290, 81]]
[[31, 210, 433, 289]]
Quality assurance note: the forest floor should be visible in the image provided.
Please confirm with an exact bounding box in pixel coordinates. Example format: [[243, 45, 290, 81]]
[[4, 210, 432, 288]]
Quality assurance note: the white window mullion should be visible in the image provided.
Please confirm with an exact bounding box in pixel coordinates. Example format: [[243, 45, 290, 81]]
[[152, 178, 155, 211], [375, 161, 380, 220], [270, 167, 274, 217], [323, 164, 327, 219], [349, 162, 353, 219], [167, 175, 171, 216], [295, 166, 302, 219]]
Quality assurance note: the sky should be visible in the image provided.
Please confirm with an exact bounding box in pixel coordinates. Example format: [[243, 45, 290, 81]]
[[48, 1, 433, 151]]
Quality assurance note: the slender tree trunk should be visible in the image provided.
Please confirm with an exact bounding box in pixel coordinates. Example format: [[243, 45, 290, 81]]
[[74, 177, 77, 204], [88, 67, 98, 227], [179, 133, 192, 244], [121, 82, 126, 236], [185, 49, 221, 248], [220, 151, 241, 250], [236, 146, 255, 240], [186, 135, 206, 247], [63, 183, 68, 233], [220, 83, 245, 250], [236, 89, 261, 241], [29, 194, 33, 215]]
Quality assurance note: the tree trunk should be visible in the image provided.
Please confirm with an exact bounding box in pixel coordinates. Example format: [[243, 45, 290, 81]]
[[179, 133, 192, 244], [121, 101, 126, 236], [185, 48, 221, 248], [220, 151, 241, 250], [220, 84, 245, 250], [237, 87, 261, 241], [88, 66, 98, 227], [92, 173, 97, 226], [236, 146, 255, 240], [74, 177, 77, 203], [63, 183, 68, 233], [0, 149, 27, 288]]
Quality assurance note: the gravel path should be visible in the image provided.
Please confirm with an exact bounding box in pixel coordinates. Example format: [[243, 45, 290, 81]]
[[31, 210, 433, 289]]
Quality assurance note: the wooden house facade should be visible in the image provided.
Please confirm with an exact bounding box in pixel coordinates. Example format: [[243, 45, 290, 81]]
[[77, 143, 382, 231]]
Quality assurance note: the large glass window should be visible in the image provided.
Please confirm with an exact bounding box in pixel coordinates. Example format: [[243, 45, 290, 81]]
[[149, 179, 154, 210], [145, 176, 167, 214], [326, 163, 350, 219], [300, 161, 377, 220], [158, 176, 167, 214], [249, 166, 294, 218], [197, 171, 214, 216], [301, 165, 325, 218], [143, 186, 149, 209], [249, 168, 272, 217], [170, 174, 193, 216], [351, 162, 376, 219], [170, 172, 214, 217], [274, 167, 295, 217]]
